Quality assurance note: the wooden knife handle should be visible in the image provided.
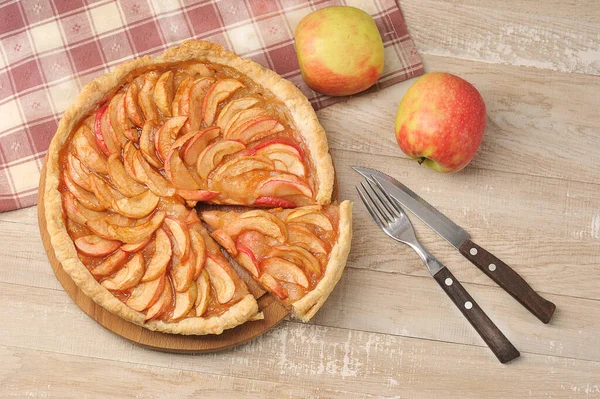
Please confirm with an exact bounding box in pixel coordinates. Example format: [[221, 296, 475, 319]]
[[459, 239, 556, 324], [433, 267, 520, 364]]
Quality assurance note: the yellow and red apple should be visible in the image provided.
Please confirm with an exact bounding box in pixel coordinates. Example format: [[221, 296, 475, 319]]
[[294, 6, 384, 96], [395, 72, 487, 173]]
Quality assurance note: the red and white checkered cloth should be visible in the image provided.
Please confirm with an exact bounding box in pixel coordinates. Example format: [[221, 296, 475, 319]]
[[0, 0, 423, 212]]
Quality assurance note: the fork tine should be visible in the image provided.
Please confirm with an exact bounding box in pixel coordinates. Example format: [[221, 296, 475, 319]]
[[359, 182, 389, 224], [356, 184, 386, 230], [372, 178, 406, 217], [365, 178, 400, 219], [361, 181, 395, 225], [361, 180, 395, 224]]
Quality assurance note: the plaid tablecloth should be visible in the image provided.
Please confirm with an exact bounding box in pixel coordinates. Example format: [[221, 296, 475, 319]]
[[0, 0, 423, 212]]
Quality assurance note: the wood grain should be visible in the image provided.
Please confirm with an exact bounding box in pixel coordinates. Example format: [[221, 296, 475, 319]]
[[2, 1, 600, 396], [336, 149, 600, 300], [432, 267, 520, 364], [459, 239, 556, 323], [319, 54, 600, 184], [0, 205, 37, 225], [423, 0, 600, 24], [312, 268, 600, 362], [0, 345, 377, 399], [1, 286, 600, 398], [3, 257, 600, 362], [401, 0, 600, 75]]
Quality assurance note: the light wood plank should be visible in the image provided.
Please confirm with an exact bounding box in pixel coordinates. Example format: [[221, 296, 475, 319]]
[[0, 219, 62, 291], [335, 148, 600, 300], [426, 0, 600, 24], [401, 0, 600, 75], [2, 241, 598, 364], [0, 206, 38, 226], [0, 345, 372, 399], [318, 54, 600, 185], [310, 268, 600, 362], [0, 283, 598, 398]]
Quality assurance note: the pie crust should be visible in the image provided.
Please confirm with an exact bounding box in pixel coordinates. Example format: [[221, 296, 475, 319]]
[[292, 200, 353, 321], [202, 200, 353, 322], [43, 40, 350, 335]]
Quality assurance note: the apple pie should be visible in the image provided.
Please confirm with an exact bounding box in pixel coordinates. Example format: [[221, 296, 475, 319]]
[[202, 202, 351, 321], [43, 40, 352, 335]]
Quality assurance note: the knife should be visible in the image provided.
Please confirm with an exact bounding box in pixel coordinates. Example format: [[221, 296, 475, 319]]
[[353, 166, 556, 324]]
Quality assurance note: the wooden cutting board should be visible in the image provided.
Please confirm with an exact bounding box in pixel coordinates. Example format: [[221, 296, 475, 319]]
[[37, 158, 290, 353]]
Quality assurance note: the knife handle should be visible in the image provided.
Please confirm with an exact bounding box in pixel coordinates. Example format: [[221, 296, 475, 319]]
[[433, 267, 520, 364], [459, 239, 556, 324]]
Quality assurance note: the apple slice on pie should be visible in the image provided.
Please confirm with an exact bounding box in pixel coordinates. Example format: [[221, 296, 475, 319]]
[[201, 201, 352, 321], [43, 40, 350, 335]]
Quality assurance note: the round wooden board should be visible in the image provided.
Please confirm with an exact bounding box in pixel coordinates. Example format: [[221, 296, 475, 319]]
[[37, 158, 290, 353]]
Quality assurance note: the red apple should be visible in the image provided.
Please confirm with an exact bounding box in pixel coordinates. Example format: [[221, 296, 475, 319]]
[[294, 6, 384, 96], [395, 72, 486, 173]]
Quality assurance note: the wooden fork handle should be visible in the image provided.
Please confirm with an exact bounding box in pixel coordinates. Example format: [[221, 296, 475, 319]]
[[433, 267, 520, 364], [459, 239, 556, 324]]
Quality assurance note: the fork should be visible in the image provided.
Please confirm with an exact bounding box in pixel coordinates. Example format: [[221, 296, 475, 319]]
[[357, 179, 520, 364]]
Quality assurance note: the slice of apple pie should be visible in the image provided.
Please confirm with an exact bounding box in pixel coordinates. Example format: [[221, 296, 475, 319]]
[[202, 202, 352, 321], [43, 40, 351, 335]]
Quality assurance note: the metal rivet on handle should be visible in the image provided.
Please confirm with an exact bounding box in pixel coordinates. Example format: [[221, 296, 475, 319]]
[[465, 301, 473, 310], [470, 248, 478, 256], [445, 278, 453, 286], [489, 263, 497, 272]]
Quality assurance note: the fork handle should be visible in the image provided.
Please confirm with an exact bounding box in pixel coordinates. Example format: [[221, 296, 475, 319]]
[[432, 266, 520, 364], [459, 239, 556, 324]]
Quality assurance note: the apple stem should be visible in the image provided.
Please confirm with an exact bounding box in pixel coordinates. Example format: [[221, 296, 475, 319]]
[[418, 157, 426, 165]]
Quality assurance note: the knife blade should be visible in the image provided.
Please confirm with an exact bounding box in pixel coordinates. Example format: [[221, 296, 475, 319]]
[[352, 166, 556, 324], [353, 166, 470, 249]]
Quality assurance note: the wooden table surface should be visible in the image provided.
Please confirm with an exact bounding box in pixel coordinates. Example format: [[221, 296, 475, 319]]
[[2, 1, 599, 398]]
